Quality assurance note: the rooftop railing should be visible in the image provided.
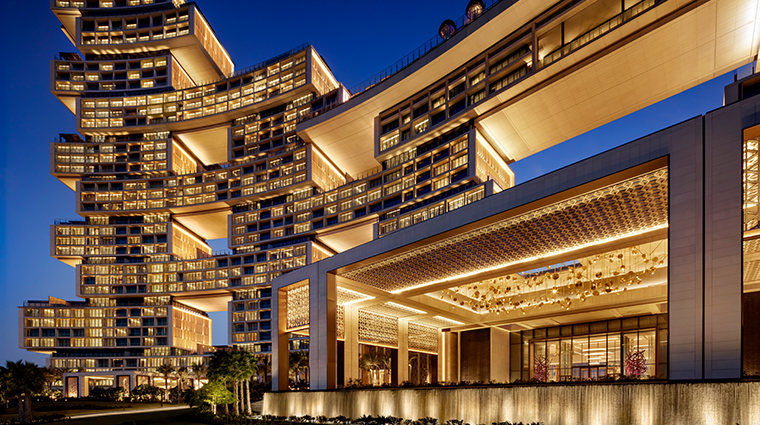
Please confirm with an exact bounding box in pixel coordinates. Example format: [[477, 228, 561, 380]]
[[54, 219, 88, 225], [297, 0, 511, 124], [70, 1, 179, 18], [348, 0, 509, 97], [299, 0, 663, 126], [24, 300, 87, 307]]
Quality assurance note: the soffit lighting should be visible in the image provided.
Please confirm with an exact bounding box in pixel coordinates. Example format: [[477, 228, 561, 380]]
[[341, 168, 669, 294]]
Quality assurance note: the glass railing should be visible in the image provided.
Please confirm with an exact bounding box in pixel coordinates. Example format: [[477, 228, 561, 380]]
[[300, 0, 663, 127], [540, 0, 659, 68], [298, 0, 513, 124], [348, 0, 512, 97]]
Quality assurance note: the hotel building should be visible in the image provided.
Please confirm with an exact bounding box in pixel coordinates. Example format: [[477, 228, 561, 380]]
[[21, 0, 760, 401]]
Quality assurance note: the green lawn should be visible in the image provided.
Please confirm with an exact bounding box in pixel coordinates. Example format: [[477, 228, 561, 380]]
[[0, 401, 195, 423]]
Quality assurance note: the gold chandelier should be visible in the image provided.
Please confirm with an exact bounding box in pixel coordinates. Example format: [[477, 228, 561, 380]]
[[441, 240, 667, 315]]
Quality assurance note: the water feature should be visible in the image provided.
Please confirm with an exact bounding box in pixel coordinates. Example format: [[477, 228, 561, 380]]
[[263, 381, 760, 425]]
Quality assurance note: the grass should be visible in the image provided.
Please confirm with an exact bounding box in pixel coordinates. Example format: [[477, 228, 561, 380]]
[[0, 401, 194, 423]]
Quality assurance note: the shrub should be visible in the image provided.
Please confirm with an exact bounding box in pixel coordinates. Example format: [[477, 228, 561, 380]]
[[89, 386, 126, 401], [418, 417, 438, 425], [131, 384, 163, 402]]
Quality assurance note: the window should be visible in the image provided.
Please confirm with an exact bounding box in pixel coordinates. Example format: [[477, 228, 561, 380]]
[[519, 315, 666, 382]]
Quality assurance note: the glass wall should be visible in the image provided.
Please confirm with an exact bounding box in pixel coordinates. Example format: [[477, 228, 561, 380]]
[[408, 351, 438, 385], [743, 125, 760, 376], [511, 314, 667, 381]]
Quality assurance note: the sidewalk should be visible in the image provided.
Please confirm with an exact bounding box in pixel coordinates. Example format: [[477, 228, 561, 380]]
[[68, 405, 193, 419]]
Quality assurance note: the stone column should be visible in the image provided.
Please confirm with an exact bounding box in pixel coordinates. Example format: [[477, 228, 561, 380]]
[[309, 270, 337, 389], [272, 286, 290, 391], [490, 328, 510, 382], [443, 331, 459, 383], [701, 102, 746, 379], [79, 376, 88, 398], [437, 330, 445, 383], [343, 305, 360, 384], [397, 319, 409, 384], [667, 118, 705, 380]]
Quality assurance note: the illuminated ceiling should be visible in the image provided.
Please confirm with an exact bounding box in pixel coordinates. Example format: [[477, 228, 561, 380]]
[[173, 207, 231, 240], [360, 302, 426, 318], [174, 125, 229, 166], [299, 0, 760, 176], [175, 294, 232, 312], [337, 287, 375, 306], [340, 168, 668, 294], [477, 0, 760, 162], [410, 316, 464, 328]]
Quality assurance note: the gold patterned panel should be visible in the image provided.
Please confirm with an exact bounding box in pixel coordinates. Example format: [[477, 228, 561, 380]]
[[411, 316, 464, 328], [341, 168, 668, 293], [743, 239, 760, 284], [744, 260, 760, 283], [66, 376, 78, 398], [361, 302, 425, 318], [118, 375, 130, 393], [337, 287, 373, 306], [745, 137, 759, 231], [337, 305, 345, 340], [286, 283, 309, 330], [358, 310, 398, 346], [745, 238, 760, 253], [408, 322, 438, 352]]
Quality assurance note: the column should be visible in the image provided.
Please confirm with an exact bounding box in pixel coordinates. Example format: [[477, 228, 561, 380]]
[[343, 305, 360, 385], [443, 331, 459, 383], [79, 376, 88, 398], [309, 270, 337, 389], [490, 328, 510, 382], [437, 330, 445, 383], [397, 319, 409, 384], [272, 286, 289, 391], [702, 103, 744, 378], [667, 118, 705, 379]]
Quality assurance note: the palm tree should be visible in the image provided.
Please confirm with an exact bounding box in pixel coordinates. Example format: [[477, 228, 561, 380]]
[[254, 354, 270, 384], [0, 365, 12, 409], [288, 350, 309, 388], [233, 350, 256, 415], [176, 366, 189, 403], [381, 354, 392, 382], [208, 350, 235, 415], [358, 351, 390, 386], [191, 361, 208, 384], [228, 351, 243, 416], [247, 359, 262, 412], [42, 367, 63, 395], [225, 349, 256, 416], [2, 360, 46, 423], [155, 363, 175, 406]]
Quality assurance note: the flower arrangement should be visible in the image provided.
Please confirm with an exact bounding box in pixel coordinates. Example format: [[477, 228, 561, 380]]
[[624, 349, 647, 378], [533, 355, 549, 382]]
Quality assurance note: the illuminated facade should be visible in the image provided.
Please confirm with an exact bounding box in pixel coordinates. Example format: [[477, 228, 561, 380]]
[[22, 0, 760, 397]]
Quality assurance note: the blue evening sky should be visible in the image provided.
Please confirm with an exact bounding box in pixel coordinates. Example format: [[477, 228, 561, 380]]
[[0, 0, 753, 365]]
